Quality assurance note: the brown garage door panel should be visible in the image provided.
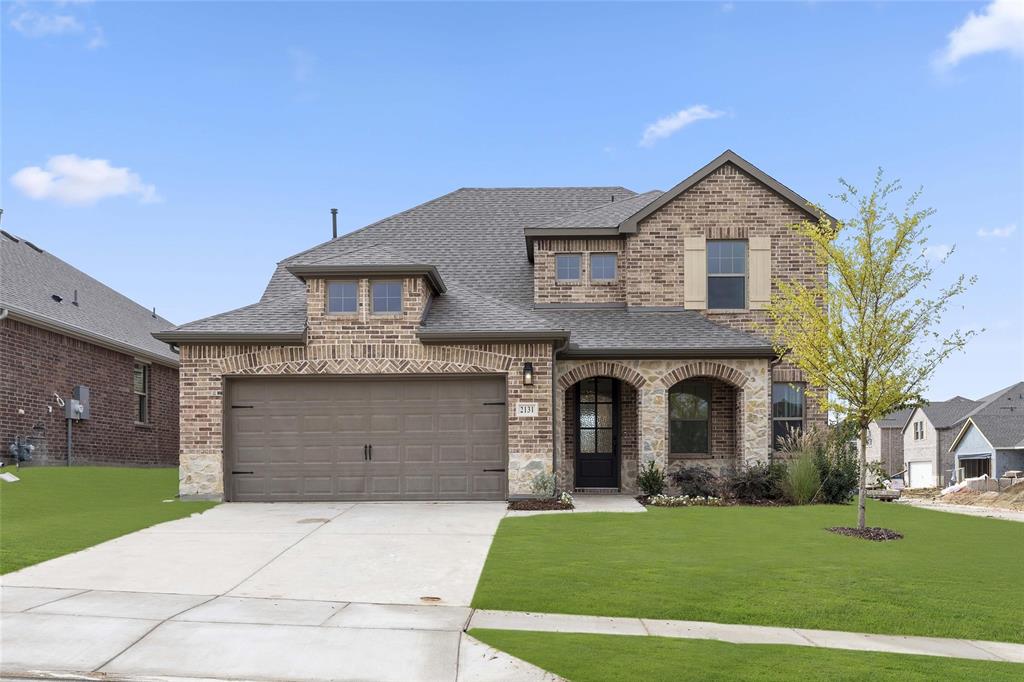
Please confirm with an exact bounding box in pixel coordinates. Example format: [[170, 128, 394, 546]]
[[226, 376, 507, 502]]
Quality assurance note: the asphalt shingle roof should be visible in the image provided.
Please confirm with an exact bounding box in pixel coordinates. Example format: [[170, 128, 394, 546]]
[[965, 415, 1024, 449], [530, 191, 662, 230], [164, 185, 774, 354], [918, 396, 981, 429], [0, 231, 178, 364], [877, 407, 915, 428]]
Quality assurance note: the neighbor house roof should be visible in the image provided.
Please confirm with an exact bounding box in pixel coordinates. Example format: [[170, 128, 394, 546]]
[[875, 407, 915, 429], [158, 152, 809, 356], [903, 396, 981, 432], [0, 230, 179, 365], [950, 413, 1024, 452]]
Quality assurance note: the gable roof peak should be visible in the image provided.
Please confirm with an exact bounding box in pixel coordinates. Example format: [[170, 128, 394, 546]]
[[618, 149, 834, 233]]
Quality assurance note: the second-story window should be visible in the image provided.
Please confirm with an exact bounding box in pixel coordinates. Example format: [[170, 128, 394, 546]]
[[327, 281, 358, 313], [707, 240, 747, 309], [590, 253, 617, 281], [372, 281, 403, 313], [555, 254, 581, 281]]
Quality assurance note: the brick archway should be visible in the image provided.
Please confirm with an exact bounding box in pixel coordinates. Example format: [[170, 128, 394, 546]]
[[557, 361, 647, 391], [658, 360, 749, 389]]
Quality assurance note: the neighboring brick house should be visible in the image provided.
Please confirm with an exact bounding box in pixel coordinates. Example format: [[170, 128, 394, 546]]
[[0, 231, 179, 466], [902, 382, 1024, 488], [157, 150, 829, 501], [865, 407, 914, 476]]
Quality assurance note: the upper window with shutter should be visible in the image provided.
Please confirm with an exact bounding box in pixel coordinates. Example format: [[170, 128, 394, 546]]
[[707, 240, 747, 309]]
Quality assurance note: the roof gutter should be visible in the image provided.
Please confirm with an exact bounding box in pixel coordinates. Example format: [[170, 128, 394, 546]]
[[524, 227, 622, 263], [417, 329, 571, 344], [559, 346, 776, 359], [2, 305, 180, 367], [151, 330, 306, 345], [286, 264, 447, 294]]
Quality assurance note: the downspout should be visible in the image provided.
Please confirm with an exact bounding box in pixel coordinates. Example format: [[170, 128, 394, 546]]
[[551, 334, 570, 491]]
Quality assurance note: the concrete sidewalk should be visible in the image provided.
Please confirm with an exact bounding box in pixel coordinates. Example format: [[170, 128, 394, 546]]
[[895, 498, 1024, 522], [468, 609, 1024, 664]]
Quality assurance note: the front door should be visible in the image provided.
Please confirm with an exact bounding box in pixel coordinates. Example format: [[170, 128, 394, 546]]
[[575, 377, 618, 488]]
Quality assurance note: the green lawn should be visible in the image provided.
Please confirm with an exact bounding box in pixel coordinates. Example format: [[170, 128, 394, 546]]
[[0, 467, 216, 573], [473, 502, 1024, 643], [471, 630, 1024, 682]]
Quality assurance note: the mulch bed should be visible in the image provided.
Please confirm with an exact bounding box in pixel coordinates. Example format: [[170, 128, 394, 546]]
[[507, 499, 574, 511], [635, 495, 784, 507], [827, 526, 904, 542]]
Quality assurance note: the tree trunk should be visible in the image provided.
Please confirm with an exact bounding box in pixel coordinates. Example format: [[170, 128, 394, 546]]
[[857, 425, 868, 530]]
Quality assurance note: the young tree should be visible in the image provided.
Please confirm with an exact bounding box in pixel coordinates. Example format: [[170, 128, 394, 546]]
[[767, 170, 976, 529]]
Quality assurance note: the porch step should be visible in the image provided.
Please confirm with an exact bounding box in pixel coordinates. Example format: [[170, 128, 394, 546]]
[[573, 487, 621, 495]]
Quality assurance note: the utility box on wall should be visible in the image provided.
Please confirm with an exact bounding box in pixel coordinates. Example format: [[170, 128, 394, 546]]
[[65, 385, 90, 420]]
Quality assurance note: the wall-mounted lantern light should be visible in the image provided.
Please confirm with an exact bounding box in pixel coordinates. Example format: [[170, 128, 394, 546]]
[[523, 362, 534, 386]]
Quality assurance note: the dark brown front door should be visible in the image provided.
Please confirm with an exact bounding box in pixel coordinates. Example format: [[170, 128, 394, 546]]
[[575, 377, 618, 488]]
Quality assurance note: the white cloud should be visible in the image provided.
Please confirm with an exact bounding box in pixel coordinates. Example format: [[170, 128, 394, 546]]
[[640, 105, 725, 147], [8, 1, 105, 48], [9, 7, 83, 37], [924, 244, 953, 262], [288, 47, 316, 83], [11, 155, 160, 206], [977, 223, 1017, 238], [937, 0, 1024, 68]]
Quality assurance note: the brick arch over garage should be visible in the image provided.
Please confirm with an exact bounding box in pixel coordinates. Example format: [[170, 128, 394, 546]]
[[557, 361, 648, 391], [210, 344, 520, 376], [657, 360, 749, 390]]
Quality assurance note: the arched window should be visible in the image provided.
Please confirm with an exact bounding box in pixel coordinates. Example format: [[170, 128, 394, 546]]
[[669, 379, 710, 454]]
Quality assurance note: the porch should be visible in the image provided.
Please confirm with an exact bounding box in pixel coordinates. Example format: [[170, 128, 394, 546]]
[[554, 359, 772, 494]]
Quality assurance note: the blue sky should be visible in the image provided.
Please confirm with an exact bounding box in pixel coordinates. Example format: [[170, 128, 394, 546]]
[[3, 1, 1022, 400]]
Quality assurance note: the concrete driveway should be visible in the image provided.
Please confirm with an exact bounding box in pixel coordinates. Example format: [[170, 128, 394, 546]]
[[1, 502, 559, 682]]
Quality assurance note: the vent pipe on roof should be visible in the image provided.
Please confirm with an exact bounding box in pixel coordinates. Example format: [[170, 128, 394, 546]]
[[73, 290, 79, 306], [152, 306, 157, 318], [0, 208, 4, 225], [331, 208, 338, 239]]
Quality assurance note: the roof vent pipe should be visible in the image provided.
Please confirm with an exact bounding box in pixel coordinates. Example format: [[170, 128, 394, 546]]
[[73, 290, 79, 306], [331, 208, 338, 239]]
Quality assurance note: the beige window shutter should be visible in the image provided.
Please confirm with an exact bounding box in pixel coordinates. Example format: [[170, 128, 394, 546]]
[[748, 236, 772, 309], [683, 236, 707, 309]]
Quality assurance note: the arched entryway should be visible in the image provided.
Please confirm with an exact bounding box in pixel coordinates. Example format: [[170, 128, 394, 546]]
[[561, 376, 641, 492], [666, 376, 742, 464]]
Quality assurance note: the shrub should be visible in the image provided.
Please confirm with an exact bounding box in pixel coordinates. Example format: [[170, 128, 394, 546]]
[[670, 465, 719, 498], [647, 494, 722, 507], [529, 471, 555, 498], [814, 447, 859, 504], [782, 451, 821, 505], [636, 459, 666, 497], [722, 462, 786, 503]]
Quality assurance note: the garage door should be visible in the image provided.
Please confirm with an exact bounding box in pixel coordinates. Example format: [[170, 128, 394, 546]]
[[225, 376, 507, 502], [907, 461, 934, 489]]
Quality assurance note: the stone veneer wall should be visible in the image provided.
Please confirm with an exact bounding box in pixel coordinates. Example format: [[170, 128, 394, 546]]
[[554, 358, 771, 491], [177, 278, 555, 499], [533, 238, 626, 304]]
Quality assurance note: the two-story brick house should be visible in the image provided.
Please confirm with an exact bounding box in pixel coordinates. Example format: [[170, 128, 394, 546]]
[[156, 151, 827, 501]]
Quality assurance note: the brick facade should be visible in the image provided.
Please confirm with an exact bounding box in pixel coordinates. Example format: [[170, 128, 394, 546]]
[[1, 318, 178, 466], [533, 238, 626, 305]]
